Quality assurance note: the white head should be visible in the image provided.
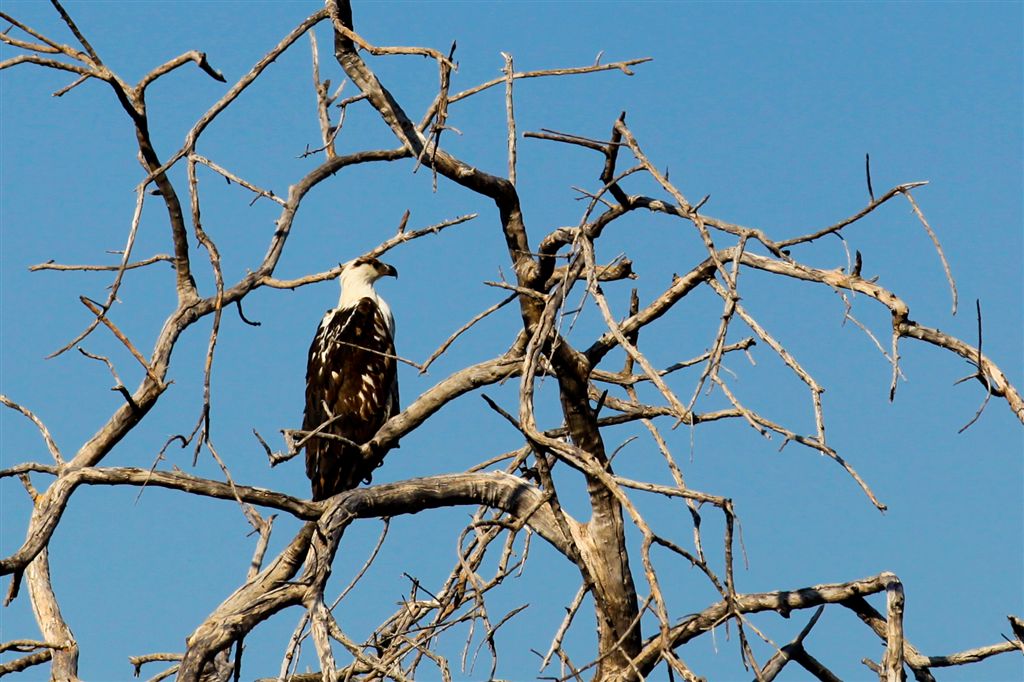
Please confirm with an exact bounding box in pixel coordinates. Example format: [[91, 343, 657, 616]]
[[337, 256, 398, 331]]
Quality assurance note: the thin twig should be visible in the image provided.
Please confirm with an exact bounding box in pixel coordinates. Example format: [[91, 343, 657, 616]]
[[29, 254, 173, 272], [0, 395, 63, 464], [900, 189, 957, 315], [420, 293, 517, 374]]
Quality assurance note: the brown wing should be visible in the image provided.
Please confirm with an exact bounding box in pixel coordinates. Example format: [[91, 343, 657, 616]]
[[303, 298, 397, 500]]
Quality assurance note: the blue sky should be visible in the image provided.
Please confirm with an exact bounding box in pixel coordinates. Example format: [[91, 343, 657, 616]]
[[1, 1, 1021, 680]]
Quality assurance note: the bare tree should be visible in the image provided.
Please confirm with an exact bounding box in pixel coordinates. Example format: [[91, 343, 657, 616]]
[[1, 2, 1021, 681]]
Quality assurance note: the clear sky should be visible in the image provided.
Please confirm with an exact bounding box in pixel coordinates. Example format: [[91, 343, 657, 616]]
[[1, 1, 1021, 680]]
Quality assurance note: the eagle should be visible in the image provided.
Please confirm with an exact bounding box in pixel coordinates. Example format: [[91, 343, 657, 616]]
[[303, 256, 399, 500]]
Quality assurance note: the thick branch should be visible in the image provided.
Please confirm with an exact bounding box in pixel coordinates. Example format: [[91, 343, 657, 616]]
[[177, 472, 575, 678], [633, 573, 897, 675], [25, 548, 79, 681], [327, 0, 537, 290]]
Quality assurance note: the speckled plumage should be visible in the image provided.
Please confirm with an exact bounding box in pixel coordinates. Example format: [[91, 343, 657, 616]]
[[303, 258, 398, 500]]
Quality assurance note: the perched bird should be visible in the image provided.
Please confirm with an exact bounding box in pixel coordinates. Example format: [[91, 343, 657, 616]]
[[303, 256, 399, 500]]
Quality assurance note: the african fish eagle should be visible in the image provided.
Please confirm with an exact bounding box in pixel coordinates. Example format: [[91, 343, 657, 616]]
[[303, 256, 399, 500]]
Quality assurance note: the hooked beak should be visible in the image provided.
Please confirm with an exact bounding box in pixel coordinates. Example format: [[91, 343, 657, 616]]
[[382, 263, 398, 279]]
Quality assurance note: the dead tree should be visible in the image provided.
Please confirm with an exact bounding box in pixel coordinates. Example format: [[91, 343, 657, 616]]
[[1, 2, 1021, 681]]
